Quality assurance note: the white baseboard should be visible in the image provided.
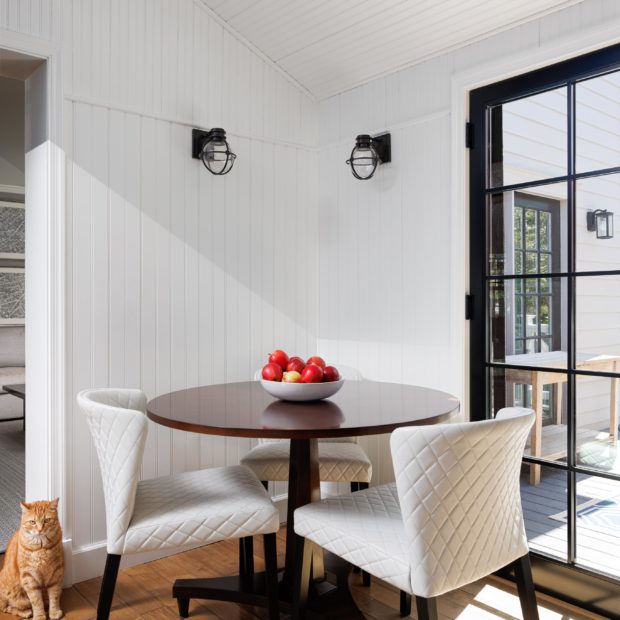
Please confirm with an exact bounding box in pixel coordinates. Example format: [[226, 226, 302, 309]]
[[70, 494, 289, 584]]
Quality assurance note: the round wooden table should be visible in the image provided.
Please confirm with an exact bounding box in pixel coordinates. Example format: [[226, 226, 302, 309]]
[[147, 380, 460, 618]]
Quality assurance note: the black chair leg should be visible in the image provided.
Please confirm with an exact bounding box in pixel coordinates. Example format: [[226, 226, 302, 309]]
[[261, 480, 269, 491], [415, 596, 438, 620], [177, 596, 190, 618], [293, 536, 313, 620], [263, 533, 279, 620], [350, 481, 359, 492], [97, 553, 121, 620], [239, 536, 254, 577], [513, 553, 539, 620], [400, 590, 412, 616], [352, 482, 371, 585]]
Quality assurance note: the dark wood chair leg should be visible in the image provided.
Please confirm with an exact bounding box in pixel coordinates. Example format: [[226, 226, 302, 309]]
[[293, 536, 313, 620], [350, 481, 359, 492], [400, 590, 412, 616], [239, 536, 254, 577], [415, 596, 438, 620], [176, 596, 190, 618], [261, 480, 269, 491], [513, 554, 539, 620], [97, 553, 121, 620], [263, 533, 279, 620]]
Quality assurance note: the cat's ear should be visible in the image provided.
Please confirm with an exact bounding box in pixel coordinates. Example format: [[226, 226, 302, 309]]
[[20, 501, 31, 513], [50, 498, 59, 510]]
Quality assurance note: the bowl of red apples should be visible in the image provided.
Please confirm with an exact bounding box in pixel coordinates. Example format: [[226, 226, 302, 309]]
[[259, 349, 343, 402]]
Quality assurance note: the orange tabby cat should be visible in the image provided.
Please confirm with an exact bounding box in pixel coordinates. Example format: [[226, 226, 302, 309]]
[[0, 499, 64, 619]]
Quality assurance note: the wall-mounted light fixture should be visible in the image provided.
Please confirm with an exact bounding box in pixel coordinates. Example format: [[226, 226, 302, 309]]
[[345, 133, 391, 180], [192, 128, 236, 175], [587, 209, 614, 239]]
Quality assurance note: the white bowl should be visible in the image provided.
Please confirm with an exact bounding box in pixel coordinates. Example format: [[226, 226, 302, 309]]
[[260, 378, 344, 402]]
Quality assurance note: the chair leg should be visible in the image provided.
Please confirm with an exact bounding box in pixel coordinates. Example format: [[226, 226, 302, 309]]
[[261, 480, 269, 491], [293, 536, 313, 620], [415, 596, 438, 620], [355, 482, 371, 585], [400, 591, 412, 616], [513, 554, 539, 620], [263, 533, 279, 620], [350, 481, 359, 492], [97, 553, 121, 620], [239, 536, 254, 577]]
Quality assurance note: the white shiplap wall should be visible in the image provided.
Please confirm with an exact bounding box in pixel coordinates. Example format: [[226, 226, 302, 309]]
[[3, 0, 319, 568], [317, 0, 620, 487]]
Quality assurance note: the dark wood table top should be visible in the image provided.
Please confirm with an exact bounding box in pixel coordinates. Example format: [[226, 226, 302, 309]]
[[147, 380, 460, 439], [2, 383, 25, 398]]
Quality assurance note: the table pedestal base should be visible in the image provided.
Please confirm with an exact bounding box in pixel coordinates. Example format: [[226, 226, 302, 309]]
[[173, 553, 367, 619]]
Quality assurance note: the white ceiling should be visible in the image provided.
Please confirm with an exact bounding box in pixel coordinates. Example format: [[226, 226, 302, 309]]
[[201, 0, 582, 100]]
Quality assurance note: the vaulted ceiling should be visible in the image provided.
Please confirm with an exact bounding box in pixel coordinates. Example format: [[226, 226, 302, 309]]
[[201, 0, 582, 100]]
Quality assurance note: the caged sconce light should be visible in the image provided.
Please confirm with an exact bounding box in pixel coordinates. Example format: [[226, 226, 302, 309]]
[[587, 209, 614, 239], [192, 128, 236, 175], [345, 133, 391, 180]]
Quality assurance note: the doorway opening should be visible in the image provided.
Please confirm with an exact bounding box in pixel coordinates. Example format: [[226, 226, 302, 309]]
[[0, 48, 46, 552]]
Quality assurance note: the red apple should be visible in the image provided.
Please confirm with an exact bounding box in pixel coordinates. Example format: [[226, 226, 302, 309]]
[[323, 366, 341, 382], [262, 362, 283, 382], [287, 356, 306, 373], [269, 349, 289, 370], [282, 370, 302, 383], [301, 363, 324, 383], [306, 355, 326, 369]]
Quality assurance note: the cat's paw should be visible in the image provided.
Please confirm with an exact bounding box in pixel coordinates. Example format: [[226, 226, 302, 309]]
[[14, 610, 33, 619], [31, 615, 45, 620], [49, 610, 64, 619]]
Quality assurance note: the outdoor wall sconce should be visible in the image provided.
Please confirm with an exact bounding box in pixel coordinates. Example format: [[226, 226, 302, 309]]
[[192, 128, 236, 175], [345, 133, 391, 180], [587, 209, 614, 239]]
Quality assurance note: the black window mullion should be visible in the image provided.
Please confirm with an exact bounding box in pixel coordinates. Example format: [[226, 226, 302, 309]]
[[566, 80, 577, 565]]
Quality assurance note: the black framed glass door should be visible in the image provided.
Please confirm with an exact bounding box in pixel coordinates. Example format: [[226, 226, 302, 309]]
[[470, 44, 620, 618]]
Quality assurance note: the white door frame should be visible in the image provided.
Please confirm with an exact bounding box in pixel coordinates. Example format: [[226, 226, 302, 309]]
[[0, 28, 66, 533]]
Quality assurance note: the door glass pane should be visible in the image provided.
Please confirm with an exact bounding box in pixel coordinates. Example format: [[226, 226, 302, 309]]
[[576, 174, 620, 272], [489, 87, 567, 189], [576, 275, 620, 361], [575, 375, 620, 476], [576, 71, 620, 173], [575, 474, 620, 578], [488, 184, 566, 276], [490, 368, 567, 463], [490, 277, 567, 366], [521, 463, 568, 561]]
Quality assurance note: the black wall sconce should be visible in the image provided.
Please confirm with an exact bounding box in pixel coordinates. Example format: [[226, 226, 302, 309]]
[[192, 128, 236, 175], [345, 133, 391, 180], [587, 209, 614, 239]]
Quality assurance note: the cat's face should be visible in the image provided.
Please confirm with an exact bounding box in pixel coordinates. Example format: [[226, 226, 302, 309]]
[[20, 498, 61, 546]]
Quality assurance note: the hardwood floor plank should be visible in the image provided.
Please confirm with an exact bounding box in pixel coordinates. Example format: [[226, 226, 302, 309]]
[[0, 529, 608, 620]]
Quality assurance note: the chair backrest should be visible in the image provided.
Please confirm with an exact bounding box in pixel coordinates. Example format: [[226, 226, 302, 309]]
[[77, 388, 148, 554], [390, 407, 535, 598]]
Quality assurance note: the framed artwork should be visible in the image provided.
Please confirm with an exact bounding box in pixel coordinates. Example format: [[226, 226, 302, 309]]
[[0, 267, 25, 325], [0, 200, 25, 261]]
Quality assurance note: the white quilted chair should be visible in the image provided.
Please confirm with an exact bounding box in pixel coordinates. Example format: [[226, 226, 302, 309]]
[[77, 388, 280, 620], [293, 408, 538, 620], [242, 366, 373, 584]]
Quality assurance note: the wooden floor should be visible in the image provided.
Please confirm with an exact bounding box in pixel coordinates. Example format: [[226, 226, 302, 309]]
[[0, 530, 606, 620]]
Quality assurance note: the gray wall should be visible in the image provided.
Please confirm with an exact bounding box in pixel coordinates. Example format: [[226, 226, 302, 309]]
[[0, 76, 25, 189]]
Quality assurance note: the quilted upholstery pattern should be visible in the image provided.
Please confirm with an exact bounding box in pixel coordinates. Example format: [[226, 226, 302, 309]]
[[241, 440, 372, 483], [77, 389, 149, 554], [125, 466, 279, 554], [78, 388, 279, 555], [294, 483, 411, 591], [390, 408, 535, 597], [295, 409, 534, 599]]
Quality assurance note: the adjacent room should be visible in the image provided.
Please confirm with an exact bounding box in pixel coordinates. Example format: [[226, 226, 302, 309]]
[[0, 1, 618, 619]]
